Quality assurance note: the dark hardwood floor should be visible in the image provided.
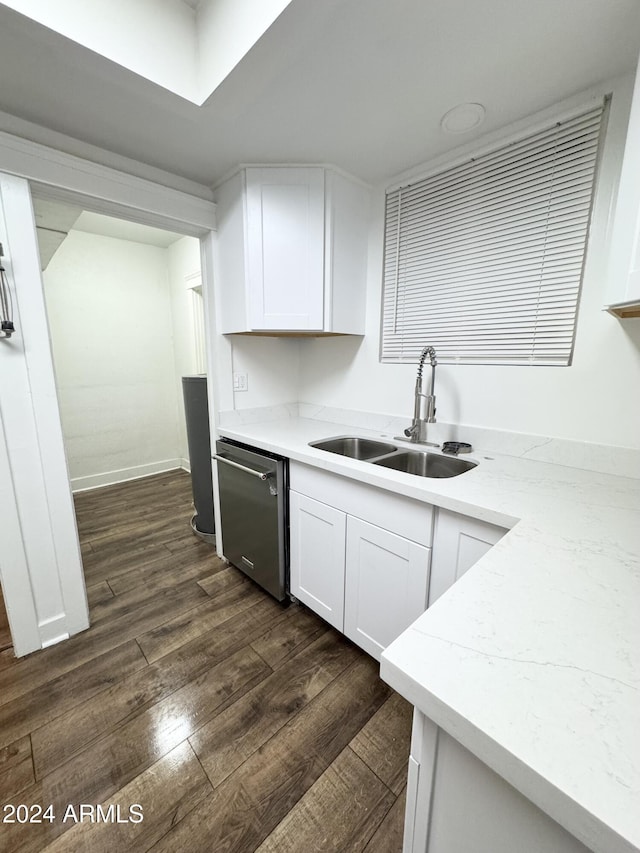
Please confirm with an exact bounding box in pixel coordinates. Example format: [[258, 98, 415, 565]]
[[0, 470, 411, 852], [0, 587, 11, 654]]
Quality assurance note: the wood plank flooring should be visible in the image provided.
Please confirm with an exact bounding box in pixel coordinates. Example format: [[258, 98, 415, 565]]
[[0, 470, 411, 852], [0, 586, 11, 654]]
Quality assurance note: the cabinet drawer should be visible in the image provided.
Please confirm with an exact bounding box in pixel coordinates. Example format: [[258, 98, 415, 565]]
[[290, 461, 433, 546]]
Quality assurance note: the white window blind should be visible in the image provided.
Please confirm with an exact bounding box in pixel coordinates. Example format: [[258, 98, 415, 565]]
[[381, 102, 606, 366]]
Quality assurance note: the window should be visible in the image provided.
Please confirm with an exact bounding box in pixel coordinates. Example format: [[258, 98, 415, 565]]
[[381, 102, 607, 366]]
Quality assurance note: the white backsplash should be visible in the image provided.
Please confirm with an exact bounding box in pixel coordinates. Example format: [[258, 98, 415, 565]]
[[218, 402, 640, 480], [218, 402, 299, 426]]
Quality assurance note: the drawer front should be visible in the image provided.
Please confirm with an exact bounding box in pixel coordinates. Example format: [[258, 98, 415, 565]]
[[290, 462, 433, 547]]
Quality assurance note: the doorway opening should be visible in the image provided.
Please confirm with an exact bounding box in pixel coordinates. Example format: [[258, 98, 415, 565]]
[[34, 196, 212, 597]]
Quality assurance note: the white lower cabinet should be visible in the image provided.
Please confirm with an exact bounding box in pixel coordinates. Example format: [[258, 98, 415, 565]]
[[289, 490, 430, 655], [405, 712, 591, 853], [289, 491, 346, 631], [344, 518, 430, 660], [428, 508, 507, 606], [289, 462, 433, 660], [289, 462, 507, 662]]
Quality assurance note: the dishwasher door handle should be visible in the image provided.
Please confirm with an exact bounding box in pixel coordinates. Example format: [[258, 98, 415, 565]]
[[213, 454, 270, 481]]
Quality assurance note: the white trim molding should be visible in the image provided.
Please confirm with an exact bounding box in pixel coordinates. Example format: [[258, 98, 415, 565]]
[[0, 406, 41, 657], [0, 129, 216, 236], [71, 459, 186, 493], [0, 172, 88, 655]]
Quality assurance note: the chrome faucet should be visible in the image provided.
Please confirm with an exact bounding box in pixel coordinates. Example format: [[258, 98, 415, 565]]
[[403, 346, 438, 445]]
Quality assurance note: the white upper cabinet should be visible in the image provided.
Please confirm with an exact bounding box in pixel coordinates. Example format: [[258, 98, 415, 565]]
[[246, 168, 325, 331], [606, 58, 640, 317], [214, 166, 370, 334]]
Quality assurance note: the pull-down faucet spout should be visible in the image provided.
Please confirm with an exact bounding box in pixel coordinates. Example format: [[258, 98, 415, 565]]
[[403, 346, 437, 444]]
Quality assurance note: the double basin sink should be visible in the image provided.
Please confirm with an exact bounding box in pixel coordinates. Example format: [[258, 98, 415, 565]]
[[309, 436, 476, 479]]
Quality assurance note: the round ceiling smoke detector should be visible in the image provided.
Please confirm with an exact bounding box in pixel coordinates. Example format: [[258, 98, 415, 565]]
[[440, 103, 486, 134]]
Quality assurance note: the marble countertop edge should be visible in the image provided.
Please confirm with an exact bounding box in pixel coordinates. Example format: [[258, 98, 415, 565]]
[[380, 647, 638, 853]]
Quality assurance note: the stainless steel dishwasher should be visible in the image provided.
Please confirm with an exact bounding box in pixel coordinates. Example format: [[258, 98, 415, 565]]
[[214, 438, 288, 601]]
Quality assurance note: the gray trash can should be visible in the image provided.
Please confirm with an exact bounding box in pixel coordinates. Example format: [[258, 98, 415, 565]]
[[182, 375, 215, 542]]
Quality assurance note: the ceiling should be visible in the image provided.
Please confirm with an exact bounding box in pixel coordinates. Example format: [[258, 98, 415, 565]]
[[32, 197, 82, 269], [32, 199, 184, 270], [72, 212, 184, 248], [0, 0, 639, 191]]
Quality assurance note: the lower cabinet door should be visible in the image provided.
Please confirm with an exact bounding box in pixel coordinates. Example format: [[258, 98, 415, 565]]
[[344, 517, 430, 661], [289, 490, 346, 631], [429, 509, 507, 606]]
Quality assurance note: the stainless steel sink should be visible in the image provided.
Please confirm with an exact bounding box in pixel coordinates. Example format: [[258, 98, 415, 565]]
[[372, 450, 477, 478], [310, 436, 477, 478], [309, 436, 399, 460]]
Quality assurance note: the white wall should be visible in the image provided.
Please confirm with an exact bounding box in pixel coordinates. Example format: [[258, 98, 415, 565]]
[[228, 336, 300, 411], [44, 230, 184, 489], [298, 80, 640, 450], [167, 235, 204, 464]]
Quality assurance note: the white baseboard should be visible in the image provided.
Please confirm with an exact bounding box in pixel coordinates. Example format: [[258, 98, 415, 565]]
[[180, 457, 191, 473], [70, 459, 184, 493]]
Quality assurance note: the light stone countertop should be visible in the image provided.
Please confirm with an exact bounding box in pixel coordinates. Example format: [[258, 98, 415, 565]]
[[217, 415, 640, 853]]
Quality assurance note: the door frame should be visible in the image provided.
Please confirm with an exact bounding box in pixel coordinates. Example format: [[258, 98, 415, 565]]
[[0, 130, 228, 656]]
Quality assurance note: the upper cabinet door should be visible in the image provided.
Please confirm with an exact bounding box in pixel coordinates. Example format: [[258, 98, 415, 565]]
[[215, 166, 369, 335], [606, 59, 640, 317], [245, 167, 325, 331]]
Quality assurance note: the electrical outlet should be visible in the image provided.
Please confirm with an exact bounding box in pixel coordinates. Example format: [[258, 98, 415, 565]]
[[233, 372, 248, 392]]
